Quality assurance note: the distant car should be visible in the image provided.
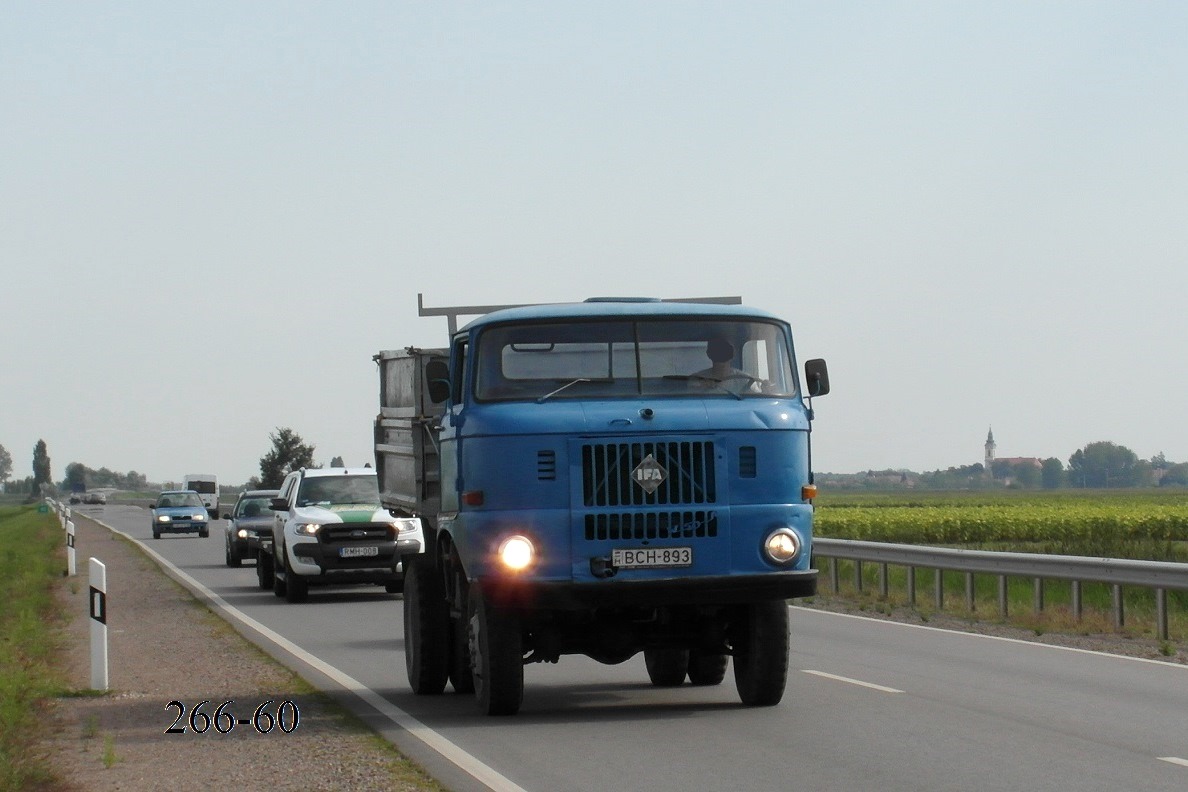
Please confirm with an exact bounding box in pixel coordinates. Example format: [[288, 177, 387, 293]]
[[151, 490, 209, 539], [223, 489, 279, 567], [83, 491, 107, 505]]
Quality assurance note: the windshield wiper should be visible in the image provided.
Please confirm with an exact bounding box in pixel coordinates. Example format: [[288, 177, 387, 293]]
[[537, 378, 591, 403]]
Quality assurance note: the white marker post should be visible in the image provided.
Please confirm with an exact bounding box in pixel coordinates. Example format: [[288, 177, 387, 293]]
[[66, 520, 77, 576], [89, 558, 109, 691]]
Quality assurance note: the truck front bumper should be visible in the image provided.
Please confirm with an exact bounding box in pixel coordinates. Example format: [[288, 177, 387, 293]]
[[475, 568, 817, 611]]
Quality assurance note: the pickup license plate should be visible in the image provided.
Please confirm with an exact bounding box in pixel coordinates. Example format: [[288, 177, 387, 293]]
[[612, 547, 693, 569], [340, 546, 379, 558]]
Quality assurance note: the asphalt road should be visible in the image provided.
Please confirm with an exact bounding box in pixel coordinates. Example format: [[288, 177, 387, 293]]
[[79, 503, 1188, 792]]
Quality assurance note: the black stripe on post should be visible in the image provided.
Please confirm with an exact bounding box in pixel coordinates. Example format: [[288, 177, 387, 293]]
[[89, 587, 106, 625], [67, 532, 75, 548]]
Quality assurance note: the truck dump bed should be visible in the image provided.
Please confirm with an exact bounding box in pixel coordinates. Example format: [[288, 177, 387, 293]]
[[373, 347, 447, 518]]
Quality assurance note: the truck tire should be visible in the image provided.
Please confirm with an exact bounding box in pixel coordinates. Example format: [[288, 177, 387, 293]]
[[256, 551, 274, 590], [449, 611, 475, 695], [732, 600, 789, 707], [403, 555, 450, 695], [687, 650, 728, 686], [644, 648, 689, 687], [468, 586, 523, 716]]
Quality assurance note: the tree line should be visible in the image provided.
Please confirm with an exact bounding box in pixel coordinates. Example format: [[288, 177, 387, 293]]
[[820, 441, 1188, 491]]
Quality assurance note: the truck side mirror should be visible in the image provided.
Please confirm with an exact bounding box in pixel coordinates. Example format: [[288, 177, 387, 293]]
[[269, 497, 288, 511], [425, 359, 451, 404], [804, 358, 830, 397]]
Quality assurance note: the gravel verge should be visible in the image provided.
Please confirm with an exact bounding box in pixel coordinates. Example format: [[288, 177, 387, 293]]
[[36, 513, 446, 792]]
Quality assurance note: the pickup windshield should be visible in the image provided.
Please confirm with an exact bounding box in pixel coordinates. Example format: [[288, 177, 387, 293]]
[[297, 475, 380, 507], [474, 319, 797, 401]]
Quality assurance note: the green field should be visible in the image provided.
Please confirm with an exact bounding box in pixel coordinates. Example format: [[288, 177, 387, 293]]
[[811, 489, 1188, 646]]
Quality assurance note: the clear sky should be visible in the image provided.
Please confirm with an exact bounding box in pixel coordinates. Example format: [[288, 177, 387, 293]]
[[3, 2, 1186, 486]]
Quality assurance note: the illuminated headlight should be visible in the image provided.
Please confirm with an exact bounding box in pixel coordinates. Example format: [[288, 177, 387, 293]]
[[390, 518, 420, 534], [497, 535, 535, 572], [236, 528, 248, 539], [296, 523, 322, 535], [194, 513, 206, 522], [156, 515, 171, 523], [763, 527, 802, 565]]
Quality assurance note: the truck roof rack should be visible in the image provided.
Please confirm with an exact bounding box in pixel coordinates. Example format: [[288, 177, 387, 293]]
[[417, 293, 743, 334]]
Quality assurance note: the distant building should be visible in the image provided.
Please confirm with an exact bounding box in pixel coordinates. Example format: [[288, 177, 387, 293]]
[[984, 427, 1043, 480]]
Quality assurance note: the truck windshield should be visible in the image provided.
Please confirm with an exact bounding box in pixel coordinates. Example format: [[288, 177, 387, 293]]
[[297, 475, 380, 507], [474, 319, 797, 401]]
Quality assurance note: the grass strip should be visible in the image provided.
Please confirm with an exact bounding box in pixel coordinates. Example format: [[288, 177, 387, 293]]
[[0, 505, 68, 791]]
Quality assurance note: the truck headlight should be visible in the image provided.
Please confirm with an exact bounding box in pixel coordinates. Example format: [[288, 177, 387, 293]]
[[498, 535, 535, 572], [296, 523, 322, 535], [763, 527, 802, 565]]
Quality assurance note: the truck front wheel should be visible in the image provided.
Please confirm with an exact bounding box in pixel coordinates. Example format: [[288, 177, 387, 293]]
[[732, 600, 789, 707], [403, 555, 450, 694], [468, 586, 523, 716]]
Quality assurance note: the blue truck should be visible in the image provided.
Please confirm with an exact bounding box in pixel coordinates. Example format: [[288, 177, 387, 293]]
[[374, 295, 829, 715]]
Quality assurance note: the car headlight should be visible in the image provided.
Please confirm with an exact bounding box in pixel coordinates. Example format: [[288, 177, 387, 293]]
[[236, 528, 248, 539], [497, 535, 535, 572], [389, 518, 421, 534], [295, 523, 322, 535], [763, 527, 802, 565], [156, 515, 171, 523], [194, 513, 206, 521]]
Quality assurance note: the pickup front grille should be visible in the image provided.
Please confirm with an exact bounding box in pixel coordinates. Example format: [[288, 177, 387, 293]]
[[318, 524, 392, 543], [581, 441, 716, 507]]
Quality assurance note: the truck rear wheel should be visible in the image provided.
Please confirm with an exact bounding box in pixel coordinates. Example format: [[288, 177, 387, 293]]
[[687, 650, 728, 686], [468, 586, 523, 716], [644, 648, 689, 687], [403, 555, 450, 694], [732, 600, 789, 707]]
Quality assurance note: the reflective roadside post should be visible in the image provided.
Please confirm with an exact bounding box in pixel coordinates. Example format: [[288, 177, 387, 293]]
[[67, 520, 77, 576], [89, 558, 108, 691]]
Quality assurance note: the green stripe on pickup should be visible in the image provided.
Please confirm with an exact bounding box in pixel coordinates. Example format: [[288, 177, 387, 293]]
[[336, 510, 379, 523]]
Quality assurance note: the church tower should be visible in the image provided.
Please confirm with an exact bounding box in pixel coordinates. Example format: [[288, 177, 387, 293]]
[[984, 427, 996, 472]]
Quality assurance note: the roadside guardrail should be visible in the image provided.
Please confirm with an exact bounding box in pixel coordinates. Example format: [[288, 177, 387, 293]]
[[812, 538, 1188, 640]]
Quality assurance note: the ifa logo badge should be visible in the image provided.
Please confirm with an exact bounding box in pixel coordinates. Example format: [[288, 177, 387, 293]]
[[631, 454, 667, 494]]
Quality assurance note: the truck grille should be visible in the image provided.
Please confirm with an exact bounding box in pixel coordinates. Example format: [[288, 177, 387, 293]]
[[584, 510, 719, 541], [581, 441, 716, 507]]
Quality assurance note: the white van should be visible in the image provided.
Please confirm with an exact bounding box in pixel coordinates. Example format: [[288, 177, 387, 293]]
[[182, 474, 219, 518]]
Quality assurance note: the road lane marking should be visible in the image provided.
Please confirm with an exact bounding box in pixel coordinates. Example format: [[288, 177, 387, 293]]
[[92, 516, 528, 792], [1159, 757, 1188, 768], [801, 669, 903, 693]]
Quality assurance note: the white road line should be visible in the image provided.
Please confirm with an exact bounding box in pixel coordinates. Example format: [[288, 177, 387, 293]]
[[1159, 757, 1188, 768], [94, 517, 527, 792], [801, 669, 904, 693]]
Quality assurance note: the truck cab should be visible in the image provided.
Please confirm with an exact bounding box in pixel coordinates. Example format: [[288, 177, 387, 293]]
[[377, 297, 829, 715]]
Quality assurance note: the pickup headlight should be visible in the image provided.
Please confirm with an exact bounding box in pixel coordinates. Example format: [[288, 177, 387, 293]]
[[295, 523, 322, 535], [390, 518, 421, 534]]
